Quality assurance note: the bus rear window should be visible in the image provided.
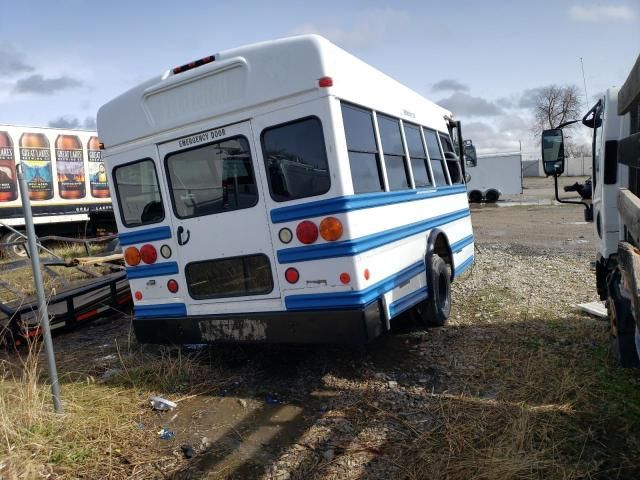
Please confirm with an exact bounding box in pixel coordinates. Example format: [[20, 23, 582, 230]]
[[186, 254, 273, 299], [261, 117, 330, 202], [166, 136, 258, 219], [113, 159, 164, 227]]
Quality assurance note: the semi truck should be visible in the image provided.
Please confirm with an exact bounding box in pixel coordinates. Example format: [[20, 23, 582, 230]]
[[542, 53, 640, 367], [0, 124, 115, 256]]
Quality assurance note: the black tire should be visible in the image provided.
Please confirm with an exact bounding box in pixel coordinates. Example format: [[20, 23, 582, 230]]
[[416, 254, 451, 327], [468, 190, 483, 203], [607, 273, 640, 368], [484, 189, 500, 203], [1, 231, 28, 258]]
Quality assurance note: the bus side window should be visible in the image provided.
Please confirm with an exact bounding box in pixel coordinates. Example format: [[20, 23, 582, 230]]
[[439, 133, 463, 184], [261, 117, 331, 202], [377, 114, 410, 191], [341, 102, 385, 194], [423, 129, 449, 186], [403, 123, 432, 188]]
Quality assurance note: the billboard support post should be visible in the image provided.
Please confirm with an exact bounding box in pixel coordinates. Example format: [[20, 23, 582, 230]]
[[16, 164, 63, 414]]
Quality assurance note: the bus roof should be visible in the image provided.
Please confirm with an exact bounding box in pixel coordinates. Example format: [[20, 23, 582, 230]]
[[97, 35, 452, 148]]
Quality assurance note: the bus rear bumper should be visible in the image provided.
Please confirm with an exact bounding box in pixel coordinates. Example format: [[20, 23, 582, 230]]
[[133, 301, 384, 345]]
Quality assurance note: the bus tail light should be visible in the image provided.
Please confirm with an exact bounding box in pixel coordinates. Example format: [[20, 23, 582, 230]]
[[140, 244, 158, 264], [296, 221, 318, 244], [319, 217, 343, 241], [278, 228, 293, 244], [285, 268, 299, 284], [167, 279, 179, 293], [134, 291, 143, 300], [172, 55, 215, 75], [318, 76, 333, 87], [124, 247, 141, 266], [340, 272, 351, 284]]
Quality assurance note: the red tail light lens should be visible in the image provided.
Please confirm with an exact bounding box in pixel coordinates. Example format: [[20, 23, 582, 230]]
[[140, 244, 157, 264], [285, 268, 299, 284], [167, 279, 179, 293], [318, 76, 333, 87], [134, 291, 143, 300], [124, 247, 141, 266], [340, 272, 351, 284], [296, 221, 318, 244]]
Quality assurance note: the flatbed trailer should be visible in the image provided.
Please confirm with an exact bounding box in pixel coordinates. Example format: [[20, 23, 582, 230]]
[[0, 234, 130, 346]]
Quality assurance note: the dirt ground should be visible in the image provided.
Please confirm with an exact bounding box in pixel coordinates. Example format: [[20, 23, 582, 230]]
[[2, 177, 640, 480]]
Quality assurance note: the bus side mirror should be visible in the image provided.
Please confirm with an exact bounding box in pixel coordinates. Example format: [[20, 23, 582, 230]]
[[541, 128, 565, 176]]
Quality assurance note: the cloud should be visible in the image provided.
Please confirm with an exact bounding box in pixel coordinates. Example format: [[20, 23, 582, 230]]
[[48, 116, 96, 130], [517, 87, 546, 108], [291, 8, 413, 50], [568, 4, 636, 22], [432, 79, 469, 92], [0, 44, 34, 76], [437, 92, 503, 116], [13, 74, 82, 95]]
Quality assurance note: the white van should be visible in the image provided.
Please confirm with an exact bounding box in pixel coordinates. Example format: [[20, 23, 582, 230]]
[[97, 35, 474, 344]]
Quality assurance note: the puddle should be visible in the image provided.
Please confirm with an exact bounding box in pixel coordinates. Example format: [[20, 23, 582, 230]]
[[148, 392, 320, 478]]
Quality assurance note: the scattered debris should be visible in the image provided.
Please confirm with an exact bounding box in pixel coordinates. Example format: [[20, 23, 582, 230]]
[[237, 398, 248, 408], [180, 444, 194, 459], [266, 394, 282, 405], [150, 396, 177, 411], [158, 428, 174, 440], [578, 301, 607, 318]]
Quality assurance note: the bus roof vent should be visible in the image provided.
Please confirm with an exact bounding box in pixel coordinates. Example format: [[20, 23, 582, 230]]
[[172, 55, 215, 75]]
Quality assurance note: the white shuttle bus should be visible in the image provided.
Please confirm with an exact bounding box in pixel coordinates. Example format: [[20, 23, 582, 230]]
[[97, 35, 474, 344]]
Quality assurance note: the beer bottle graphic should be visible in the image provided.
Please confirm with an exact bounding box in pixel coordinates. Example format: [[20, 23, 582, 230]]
[[19, 132, 53, 201], [88, 136, 109, 198], [55, 135, 85, 199], [0, 131, 18, 202]]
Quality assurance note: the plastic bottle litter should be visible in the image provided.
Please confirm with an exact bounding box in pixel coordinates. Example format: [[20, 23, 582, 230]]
[[150, 396, 177, 411], [158, 427, 175, 440]]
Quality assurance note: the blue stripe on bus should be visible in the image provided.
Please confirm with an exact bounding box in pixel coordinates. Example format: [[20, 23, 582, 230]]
[[126, 261, 179, 279], [134, 302, 186, 318], [277, 208, 470, 264], [270, 185, 468, 223], [451, 234, 474, 253], [388, 286, 428, 318], [119, 225, 172, 246], [285, 260, 426, 310], [454, 255, 474, 278]]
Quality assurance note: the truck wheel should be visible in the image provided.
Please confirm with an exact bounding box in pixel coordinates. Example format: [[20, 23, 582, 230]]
[[607, 274, 640, 368], [1, 231, 28, 258], [416, 254, 451, 327]]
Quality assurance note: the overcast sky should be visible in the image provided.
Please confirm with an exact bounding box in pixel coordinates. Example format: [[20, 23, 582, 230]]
[[0, 0, 637, 157]]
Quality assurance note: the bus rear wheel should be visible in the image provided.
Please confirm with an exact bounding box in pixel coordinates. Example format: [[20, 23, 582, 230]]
[[607, 273, 640, 368], [416, 254, 451, 327]]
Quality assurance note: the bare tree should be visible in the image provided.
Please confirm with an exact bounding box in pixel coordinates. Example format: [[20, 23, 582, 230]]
[[530, 84, 584, 155]]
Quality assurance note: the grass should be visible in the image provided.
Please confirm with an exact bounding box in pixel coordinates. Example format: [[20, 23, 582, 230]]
[[0, 246, 639, 479], [0, 331, 223, 479]]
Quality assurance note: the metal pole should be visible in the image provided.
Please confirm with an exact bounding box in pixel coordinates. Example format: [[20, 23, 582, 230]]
[[16, 165, 63, 414]]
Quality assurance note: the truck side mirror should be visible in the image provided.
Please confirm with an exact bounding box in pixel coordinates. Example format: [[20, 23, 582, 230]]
[[541, 128, 565, 176], [463, 142, 477, 167]]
